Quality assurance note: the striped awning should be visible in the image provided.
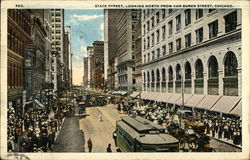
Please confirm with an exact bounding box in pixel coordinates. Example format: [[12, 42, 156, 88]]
[[175, 94, 193, 106], [165, 93, 182, 104], [229, 100, 242, 116], [130, 92, 140, 98], [196, 95, 222, 110], [185, 94, 206, 108], [210, 96, 241, 114]]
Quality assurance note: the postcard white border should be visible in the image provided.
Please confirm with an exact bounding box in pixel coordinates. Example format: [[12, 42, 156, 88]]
[[1, 0, 250, 160]]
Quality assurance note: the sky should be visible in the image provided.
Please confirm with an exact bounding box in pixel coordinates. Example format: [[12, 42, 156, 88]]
[[65, 9, 104, 85]]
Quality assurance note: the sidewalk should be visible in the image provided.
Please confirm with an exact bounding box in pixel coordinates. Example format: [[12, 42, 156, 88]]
[[52, 103, 84, 152], [207, 132, 242, 149]]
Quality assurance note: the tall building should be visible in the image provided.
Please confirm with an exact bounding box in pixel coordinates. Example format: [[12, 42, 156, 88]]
[[117, 10, 141, 93], [44, 9, 53, 90], [87, 46, 94, 88], [63, 26, 72, 89], [134, 19, 142, 92], [51, 9, 64, 92], [93, 41, 104, 90], [141, 9, 241, 112], [104, 9, 118, 91], [7, 9, 32, 112], [65, 26, 73, 88], [83, 57, 88, 87], [24, 10, 48, 101]]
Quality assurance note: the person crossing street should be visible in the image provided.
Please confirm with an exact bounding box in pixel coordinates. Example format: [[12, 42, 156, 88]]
[[87, 138, 92, 152]]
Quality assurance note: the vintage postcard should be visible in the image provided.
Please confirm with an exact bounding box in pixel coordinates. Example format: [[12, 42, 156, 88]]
[[0, 0, 249, 160]]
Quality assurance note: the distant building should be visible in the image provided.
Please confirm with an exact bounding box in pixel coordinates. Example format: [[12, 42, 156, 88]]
[[64, 26, 72, 89], [87, 46, 94, 88], [93, 41, 104, 90], [116, 10, 141, 93], [104, 9, 118, 91], [83, 57, 88, 87]]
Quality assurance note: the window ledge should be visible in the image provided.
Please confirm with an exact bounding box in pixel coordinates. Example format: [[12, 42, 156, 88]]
[[175, 30, 181, 35], [195, 17, 204, 24], [207, 10, 218, 17]]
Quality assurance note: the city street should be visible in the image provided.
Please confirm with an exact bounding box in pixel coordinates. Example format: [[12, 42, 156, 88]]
[[79, 105, 121, 152], [51, 102, 241, 152]]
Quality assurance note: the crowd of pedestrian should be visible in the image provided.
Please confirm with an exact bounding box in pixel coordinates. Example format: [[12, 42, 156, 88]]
[[7, 99, 69, 152]]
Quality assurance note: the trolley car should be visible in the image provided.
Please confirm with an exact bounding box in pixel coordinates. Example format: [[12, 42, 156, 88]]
[[115, 116, 179, 152]]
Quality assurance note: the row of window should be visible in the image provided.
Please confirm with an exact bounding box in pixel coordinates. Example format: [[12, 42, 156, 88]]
[[118, 65, 127, 73], [143, 11, 238, 63], [143, 9, 204, 34], [8, 63, 23, 89], [119, 74, 128, 84], [52, 18, 61, 23], [8, 9, 31, 36], [143, 51, 238, 82], [8, 29, 28, 56], [143, 10, 237, 41]]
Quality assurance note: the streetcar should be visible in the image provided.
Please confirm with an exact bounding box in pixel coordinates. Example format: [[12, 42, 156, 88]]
[[78, 102, 86, 116], [115, 116, 179, 152]]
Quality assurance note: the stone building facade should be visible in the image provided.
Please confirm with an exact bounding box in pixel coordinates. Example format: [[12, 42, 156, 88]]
[[92, 41, 104, 90], [104, 9, 118, 91], [7, 9, 32, 111], [83, 57, 88, 87], [117, 9, 141, 92], [141, 9, 241, 109], [135, 19, 142, 92], [51, 9, 64, 92]]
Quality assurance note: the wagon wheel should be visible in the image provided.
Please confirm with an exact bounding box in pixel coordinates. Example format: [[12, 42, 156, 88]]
[[188, 135, 198, 150], [178, 136, 186, 150]]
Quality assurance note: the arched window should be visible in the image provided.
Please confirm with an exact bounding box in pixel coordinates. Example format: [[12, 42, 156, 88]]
[[151, 70, 155, 82], [143, 72, 146, 83], [224, 51, 238, 77], [156, 69, 160, 82], [162, 67, 166, 81], [208, 56, 218, 78], [195, 59, 203, 79], [185, 62, 191, 80], [169, 66, 173, 81], [147, 71, 150, 82], [176, 64, 182, 80]]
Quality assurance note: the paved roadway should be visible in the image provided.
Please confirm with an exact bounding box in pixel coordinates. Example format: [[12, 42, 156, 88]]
[[52, 102, 241, 152], [79, 104, 126, 152]]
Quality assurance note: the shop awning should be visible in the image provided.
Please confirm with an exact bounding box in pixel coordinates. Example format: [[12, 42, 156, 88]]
[[154, 93, 164, 102], [143, 92, 155, 100], [185, 94, 206, 108], [140, 92, 150, 99], [175, 94, 193, 106], [196, 95, 222, 110], [130, 92, 140, 98], [147, 92, 160, 101], [166, 93, 181, 104], [210, 96, 241, 114], [229, 100, 242, 116], [156, 92, 173, 103]]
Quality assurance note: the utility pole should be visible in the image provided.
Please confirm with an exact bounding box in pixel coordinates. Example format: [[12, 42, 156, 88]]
[[181, 75, 184, 111]]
